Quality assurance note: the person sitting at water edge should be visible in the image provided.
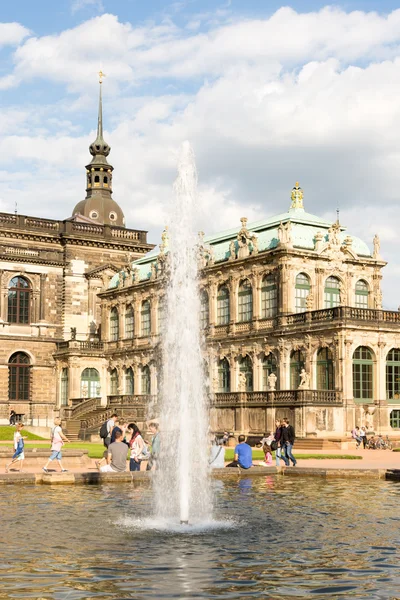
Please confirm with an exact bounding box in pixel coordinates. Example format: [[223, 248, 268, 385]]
[[42, 418, 70, 473], [5, 422, 27, 473], [352, 426, 362, 448], [226, 435, 253, 469], [209, 436, 226, 468], [98, 430, 128, 473]]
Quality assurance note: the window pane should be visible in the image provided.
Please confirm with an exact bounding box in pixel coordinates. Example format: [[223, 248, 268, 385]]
[[217, 287, 230, 325], [295, 274, 310, 313], [200, 292, 209, 329], [125, 307, 134, 338], [261, 276, 277, 318], [141, 301, 151, 336], [238, 281, 253, 322]]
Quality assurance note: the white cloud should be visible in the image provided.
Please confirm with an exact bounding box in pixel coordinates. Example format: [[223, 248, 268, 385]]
[[71, 0, 104, 14], [0, 22, 30, 47]]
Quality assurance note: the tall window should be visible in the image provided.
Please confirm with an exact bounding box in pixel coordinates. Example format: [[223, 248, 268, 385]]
[[262, 353, 277, 390], [238, 280, 253, 322], [324, 276, 340, 308], [261, 274, 277, 318], [295, 273, 310, 313], [110, 307, 119, 341], [8, 276, 31, 324], [239, 355, 253, 391], [217, 358, 230, 392], [125, 367, 134, 395], [80, 368, 100, 398], [8, 352, 30, 401], [290, 350, 305, 389], [125, 306, 134, 338], [60, 368, 69, 405], [141, 365, 151, 394], [141, 300, 151, 336], [390, 410, 400, 429], [316, 348, 334, 390], [386, 348, 400, 401], [200, 290, 209, 329], [355, 280, 369, 309], [110, 369, 119, 395], [217, 286, 230, 325], [353, 346, 374, 401]]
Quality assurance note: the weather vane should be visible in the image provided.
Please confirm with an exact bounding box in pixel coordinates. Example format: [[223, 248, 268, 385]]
[[98, 70, 106, 84]]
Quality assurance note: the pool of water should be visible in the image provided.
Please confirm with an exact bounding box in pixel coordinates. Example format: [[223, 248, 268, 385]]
[[1, 476, 399, 599]]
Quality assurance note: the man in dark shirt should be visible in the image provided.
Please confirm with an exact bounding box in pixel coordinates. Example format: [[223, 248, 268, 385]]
[[274, 419, 289, 466], [282, 418, 297, 467]]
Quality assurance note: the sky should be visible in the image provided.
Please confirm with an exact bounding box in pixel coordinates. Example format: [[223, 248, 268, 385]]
[[1, 0, 400, 307]]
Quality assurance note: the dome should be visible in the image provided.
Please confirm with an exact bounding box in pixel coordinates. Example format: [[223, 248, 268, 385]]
[[72, 196, 125, 227]]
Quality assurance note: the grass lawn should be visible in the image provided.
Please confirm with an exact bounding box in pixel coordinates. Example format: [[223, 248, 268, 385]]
[[224, 448, 362, 461], [0, 425, 45, 441]]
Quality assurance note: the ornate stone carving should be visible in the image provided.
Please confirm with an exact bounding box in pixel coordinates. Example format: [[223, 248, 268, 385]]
[[238, 372, 247, 392], [267, 372, 277, 390], [298, 368, 310, 389], [373, 234, 381, 260], [278, 221, 292, 247]]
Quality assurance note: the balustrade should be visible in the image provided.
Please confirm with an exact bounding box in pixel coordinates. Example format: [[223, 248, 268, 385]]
[[212, 390, 342, 406]]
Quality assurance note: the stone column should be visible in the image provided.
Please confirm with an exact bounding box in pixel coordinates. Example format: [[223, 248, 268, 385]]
[[0, 270, 4, 321], [209, 281, 217, 326], [134, 296, 141, 338], [133, 364, 140, 395], [252, 273, 261, 321], [39, 273, 46, 321], [150, 298, 157, 336], [229, 278, 238, 325]]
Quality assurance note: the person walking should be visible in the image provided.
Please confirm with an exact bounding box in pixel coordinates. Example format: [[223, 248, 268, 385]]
[[5, 422, 26, 473], [42, 418, 70, 473], [146, 422, 160, 471], [274, 419, 288, 467], [282, 418, 297, 467], [128, 423, 145, 472]]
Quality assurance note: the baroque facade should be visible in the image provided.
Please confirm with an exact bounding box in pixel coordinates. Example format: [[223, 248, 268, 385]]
[[0, 81, 153, 427], [98, 183, 400, 439]]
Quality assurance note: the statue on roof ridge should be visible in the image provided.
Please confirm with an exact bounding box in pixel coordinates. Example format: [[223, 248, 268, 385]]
[[290, 182, 304, 210]]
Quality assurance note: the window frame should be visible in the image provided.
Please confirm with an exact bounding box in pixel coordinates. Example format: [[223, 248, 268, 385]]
[[261, 274, 278, 319], [295, 273, 310, 313], [8, 351, 31, 401], [125, 305, 134, 339], [355, 280, 369, 309], [110, 307, 119, 341], [217, 358, 230, 392], [217, 286, 230, 325], [238, 280, 253, 323], [324, 276, 340, 309], [352, 346, 374, 401], [80, 368, 100, 398], [8, 276, 31, 325], [141, 300, 151, 337], [316, 348, 334, 390]]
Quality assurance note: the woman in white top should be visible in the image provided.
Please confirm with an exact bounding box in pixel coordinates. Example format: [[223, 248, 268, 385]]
[[5, 422, 26, 473], [128, 423, 145, 472]]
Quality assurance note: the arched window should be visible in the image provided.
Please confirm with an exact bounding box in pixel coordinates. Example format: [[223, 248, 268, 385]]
[[103, 176, 108, 186], [60, 368, 69, 405], [316, 348, 334, 390], [217, 358, 230, 392], [200, 290, 209, 329], [295, 273, 310, 313], [324, 276, 340, 308], [110, 369, 118, 395], [80, 368, 100, 398], [125, 305, 134, 339], [261, 274, 277, 319], [110, 307, 119, 341], [239, 355, 253, 391], [141, 300, 151, 336], [386, 348, 400, 401], [262, 353, 277, 390], [8, 352, 30, 401], [238, 280, 253, 322], [355, 280, 369, 309], [94, 175, 100, 183], [353, 346, 374, 401], [141, 365, 151, 394], [125, 367, 134, 395], [8, 276, 31, 324], [290, 350, 305, 389], [390, 409, 400, 429], [217, 286, 230, 325]]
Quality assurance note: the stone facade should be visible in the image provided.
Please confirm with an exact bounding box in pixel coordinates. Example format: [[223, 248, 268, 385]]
[[99, 184, 400, 439]]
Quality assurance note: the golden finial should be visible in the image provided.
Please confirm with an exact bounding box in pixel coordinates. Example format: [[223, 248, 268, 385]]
[[290, 182, 304, 210], [98, 70, 106, 84]]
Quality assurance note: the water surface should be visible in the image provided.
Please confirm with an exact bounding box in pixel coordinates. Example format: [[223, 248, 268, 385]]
[[1, 477, 399, 599]]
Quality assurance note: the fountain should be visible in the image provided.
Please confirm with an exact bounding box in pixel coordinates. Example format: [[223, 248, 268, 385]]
[[154, 141, 212, 526]]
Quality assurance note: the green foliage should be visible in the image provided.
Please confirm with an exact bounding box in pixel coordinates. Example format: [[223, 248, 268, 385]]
[[67, 442, 107, 458], [0, 426, 45, 441]]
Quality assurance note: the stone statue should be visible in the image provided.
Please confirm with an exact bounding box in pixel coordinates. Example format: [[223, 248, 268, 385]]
[[364, 406, 375, 431], [70, 327, 77, 340], [238, 372, 247, 392], [250, 233, 258, 255], [339, 283, 346, 305], [229, 240, 236, 260], [373, 234, 380, 259], [278, 221, 292, 246], [328, 222, 341, 247], [81, 382, 88, 398], [298, 368, 310, 389], [305, 290, 314, 310], [267, 372, 277, 391], [150, 262, 157, 280]]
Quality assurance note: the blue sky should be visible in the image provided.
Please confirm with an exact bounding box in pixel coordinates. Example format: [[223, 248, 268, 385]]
[[1, 1, 400, 306]]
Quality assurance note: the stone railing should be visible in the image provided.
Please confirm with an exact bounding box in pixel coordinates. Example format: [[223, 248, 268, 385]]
[[61, 397, 103, 420], [107, 394, 156, 406], [212, 390, 342, 406], [0, 212, 149, 245], [56, 340, 104, 352]]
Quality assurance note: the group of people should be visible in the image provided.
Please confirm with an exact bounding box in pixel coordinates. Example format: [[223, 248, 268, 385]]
[[351, 426, 368, 449], [97, 414, 160, 474], [209, 418, 297, 470]]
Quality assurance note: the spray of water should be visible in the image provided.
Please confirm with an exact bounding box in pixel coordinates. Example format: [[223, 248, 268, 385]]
[[154, 141, 212, 525]]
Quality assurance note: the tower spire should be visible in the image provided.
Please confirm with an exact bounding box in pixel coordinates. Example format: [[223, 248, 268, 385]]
[[89, 72, 110, 161]]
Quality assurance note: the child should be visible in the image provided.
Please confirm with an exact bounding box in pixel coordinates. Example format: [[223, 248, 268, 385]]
[[258, 432, 274, 467], [42, 417, 70, 473], [5, 422, 26, 473]]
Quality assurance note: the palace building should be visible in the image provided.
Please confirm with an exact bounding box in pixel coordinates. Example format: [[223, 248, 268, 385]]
[[1, 82, 400, 441]]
